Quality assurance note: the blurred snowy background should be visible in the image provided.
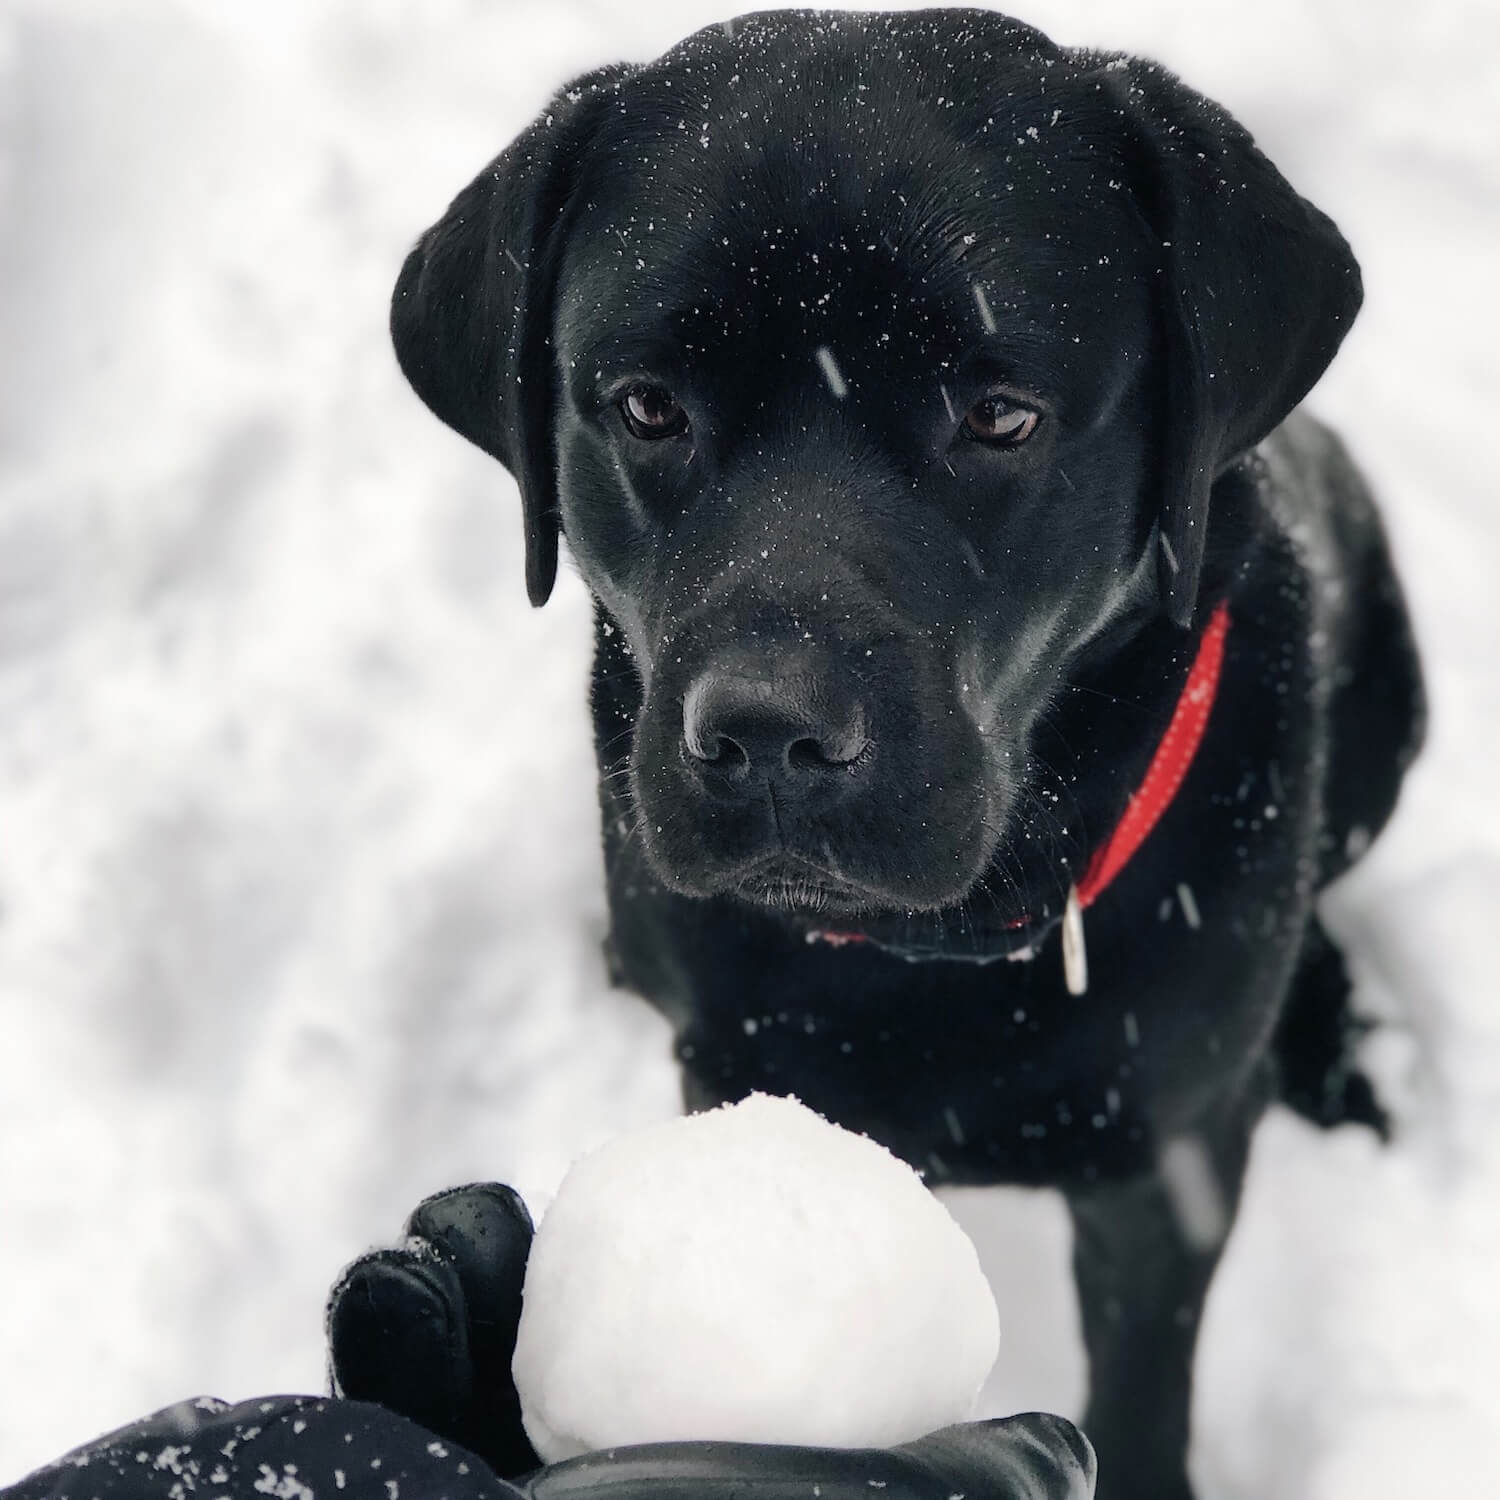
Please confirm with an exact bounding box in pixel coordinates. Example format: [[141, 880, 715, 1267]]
[[0, 0, 1495, 1493]]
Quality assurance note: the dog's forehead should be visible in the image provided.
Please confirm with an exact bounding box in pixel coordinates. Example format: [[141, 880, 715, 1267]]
[[557, 10, 1154, 397]]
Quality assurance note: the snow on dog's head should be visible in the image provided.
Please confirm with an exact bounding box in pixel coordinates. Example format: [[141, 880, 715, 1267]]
[[512, 1093, 1000, 1461]]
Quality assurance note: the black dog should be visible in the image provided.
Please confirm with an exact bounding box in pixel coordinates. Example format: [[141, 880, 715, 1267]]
[[390, 11, 1423, 1498]]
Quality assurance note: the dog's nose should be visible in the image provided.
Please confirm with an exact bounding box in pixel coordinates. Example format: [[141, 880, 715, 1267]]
[[682, 669, 871, 795]]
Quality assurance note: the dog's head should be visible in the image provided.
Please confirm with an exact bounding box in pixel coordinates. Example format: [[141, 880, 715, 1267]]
[[392, 10, 1358, 930]]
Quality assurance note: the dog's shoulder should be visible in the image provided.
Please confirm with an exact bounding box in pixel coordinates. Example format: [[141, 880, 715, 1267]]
[[1255, 410, 1426, 878], [1257, 410, 1375, 555], [1254, 411, 1394, 647]]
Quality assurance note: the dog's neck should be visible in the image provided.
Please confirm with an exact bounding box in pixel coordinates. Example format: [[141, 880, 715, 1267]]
[[806, 600, 1232, 990]]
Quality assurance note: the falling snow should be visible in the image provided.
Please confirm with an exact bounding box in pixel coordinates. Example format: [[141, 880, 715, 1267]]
[[815, 344, 849, 399], [0, 5, 1496, 1499]]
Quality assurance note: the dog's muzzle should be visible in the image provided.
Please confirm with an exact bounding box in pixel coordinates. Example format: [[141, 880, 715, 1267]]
[[629, 628, 996, 915]]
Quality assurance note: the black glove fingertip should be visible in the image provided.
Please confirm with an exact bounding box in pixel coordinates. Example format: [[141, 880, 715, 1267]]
[[327, 1248, 474, 1435], [402, 1184, 542, 1481], [405, 1184, 535, 1376], [405, 1182, 535, 1321]]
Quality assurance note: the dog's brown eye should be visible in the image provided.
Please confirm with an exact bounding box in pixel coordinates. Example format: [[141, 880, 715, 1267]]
[[621, 385, 689, 440], [963, 396, 1040, 447]]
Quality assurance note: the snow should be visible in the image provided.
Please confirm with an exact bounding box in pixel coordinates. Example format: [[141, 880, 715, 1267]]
[[0, 0, 1496, 1494], [815, 344, 849, 399], [511, 1093, 999, 1459], [1158, 1134, 1231, 1253]]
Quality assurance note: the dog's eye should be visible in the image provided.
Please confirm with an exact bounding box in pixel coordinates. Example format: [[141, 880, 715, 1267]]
[[963, 396, 1040, 447], [620, 385, 689, 441]]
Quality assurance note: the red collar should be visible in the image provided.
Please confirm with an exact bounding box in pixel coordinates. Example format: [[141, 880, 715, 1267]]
[[808, 601, 1232, 980], [1075, 599, 1231, 909]]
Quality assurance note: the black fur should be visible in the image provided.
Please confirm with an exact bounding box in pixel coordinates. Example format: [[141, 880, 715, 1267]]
[[391, 12, 1424, 1498]]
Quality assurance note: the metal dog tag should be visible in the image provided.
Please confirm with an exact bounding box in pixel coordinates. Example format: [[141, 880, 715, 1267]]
[[1062, 884, 1088, 995]]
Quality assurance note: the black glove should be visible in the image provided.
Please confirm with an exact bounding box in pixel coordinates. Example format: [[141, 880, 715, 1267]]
[[326, 1182, 1097, 1499], [327, 1181, 540, 1477]]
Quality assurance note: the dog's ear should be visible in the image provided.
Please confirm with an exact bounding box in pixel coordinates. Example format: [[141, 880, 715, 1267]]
[[1103, 59, 1362, 627], [391, 66, 630, 607]]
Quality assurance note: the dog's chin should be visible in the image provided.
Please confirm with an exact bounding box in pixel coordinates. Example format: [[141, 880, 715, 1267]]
[[728, 859, 884, 920], [732, 867, 1057, 966], [645, 806, 1014, 926], [722, 855, 1015, 934]]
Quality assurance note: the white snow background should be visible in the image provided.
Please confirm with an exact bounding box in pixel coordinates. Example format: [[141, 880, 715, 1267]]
[[0, 0, 1496, 1493]]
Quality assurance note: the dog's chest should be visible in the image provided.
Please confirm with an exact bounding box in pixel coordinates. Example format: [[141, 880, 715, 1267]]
[[662, 892, 1297, 1187]]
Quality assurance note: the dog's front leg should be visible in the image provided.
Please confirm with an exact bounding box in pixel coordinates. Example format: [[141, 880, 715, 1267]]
[[1064, 1092, 1262, 1500]]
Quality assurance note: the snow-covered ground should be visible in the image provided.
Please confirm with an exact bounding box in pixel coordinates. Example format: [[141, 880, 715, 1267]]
[[0, 0, 1495, 1492]]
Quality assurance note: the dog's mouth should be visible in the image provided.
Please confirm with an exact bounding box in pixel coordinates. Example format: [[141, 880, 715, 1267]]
[[731, 857, 880, 918], [801, 905, 1055, 966], [793, 871, 1063, 963], [728, 851, 1061, 968]]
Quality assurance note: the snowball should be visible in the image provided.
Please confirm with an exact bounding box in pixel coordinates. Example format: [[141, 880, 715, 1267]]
[[512, 1093, 999, 1461]]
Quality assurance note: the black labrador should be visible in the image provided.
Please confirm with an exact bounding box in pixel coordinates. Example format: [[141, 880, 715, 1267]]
[[390, 11, 1423, 1498]]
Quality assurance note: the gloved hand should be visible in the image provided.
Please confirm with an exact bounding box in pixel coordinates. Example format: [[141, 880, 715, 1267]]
[[327, 1181, 539, 1477], [326, 1182, 1097, 1499]]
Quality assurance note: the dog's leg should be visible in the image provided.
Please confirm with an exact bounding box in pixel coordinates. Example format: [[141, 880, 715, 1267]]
[[1273, 914, 1389, 1137], [1064, 1088, 1264, 1500]]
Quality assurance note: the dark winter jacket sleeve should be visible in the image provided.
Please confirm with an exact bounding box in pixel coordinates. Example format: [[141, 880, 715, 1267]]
[[4, 1395, 525, 1500], [6, 1398, 1096, 1500]]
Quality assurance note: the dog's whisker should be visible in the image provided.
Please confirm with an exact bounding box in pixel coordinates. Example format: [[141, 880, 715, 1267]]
[[1060, 679, 1152, 715]]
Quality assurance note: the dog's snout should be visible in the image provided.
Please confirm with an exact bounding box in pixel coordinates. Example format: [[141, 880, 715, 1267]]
[[682, 670, 871, 794]]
